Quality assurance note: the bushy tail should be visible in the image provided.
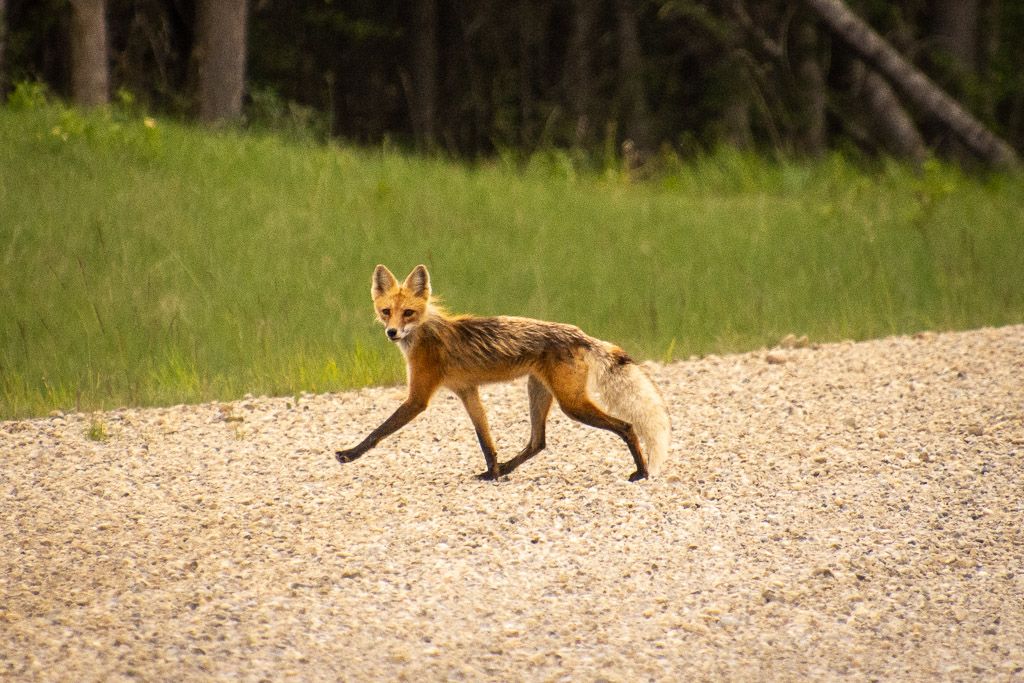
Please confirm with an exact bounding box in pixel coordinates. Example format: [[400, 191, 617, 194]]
[[587, 344, 671, 476]]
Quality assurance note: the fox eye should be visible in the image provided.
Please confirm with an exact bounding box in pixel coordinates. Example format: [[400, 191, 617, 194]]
[[380, 308, 390, 317], [403, 309, 415, 318]]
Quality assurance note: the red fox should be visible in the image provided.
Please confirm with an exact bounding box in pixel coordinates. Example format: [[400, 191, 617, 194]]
[[335, 265, 671, 481]]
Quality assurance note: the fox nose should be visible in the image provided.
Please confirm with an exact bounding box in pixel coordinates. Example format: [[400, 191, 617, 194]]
[[386, 328, 398, 340]]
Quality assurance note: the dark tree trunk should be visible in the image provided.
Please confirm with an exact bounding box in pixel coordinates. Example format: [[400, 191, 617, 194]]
[[978, 0, 1000, 77], [453, 6, 491, 157], [721, 87, 754, 150], [565, 0, 599, 147], [976, 0, 1002, 122], [932, 0, 980, 162], [518, 2, 537, 148], [793, 18, 827, 156], [725, 1, 785, 150], [69, 0, 109, 107], [196, 0, 248, 124], [0, 0, 6, 95], [615, 0, 652, 152], [803, 0, 1018, 168], [409, 0, 438, 150], [854, 62, 927, 164], [933, 0, 979, 72], [862, 69, 926, 164]]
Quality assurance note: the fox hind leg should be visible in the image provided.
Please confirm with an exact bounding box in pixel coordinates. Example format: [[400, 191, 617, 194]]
[[546, 360, 648, 481], [562, 397, 647, 481], [498, 375, 553, 476]]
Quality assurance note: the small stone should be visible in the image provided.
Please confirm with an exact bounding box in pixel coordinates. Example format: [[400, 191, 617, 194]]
[[766, 352, 787, 365], [779, 334, 810, 349]]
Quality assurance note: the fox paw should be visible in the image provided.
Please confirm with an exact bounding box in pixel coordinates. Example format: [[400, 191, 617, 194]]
[[628, 469, 648, 482], [335, 449, 362, 464], [475, 469, 502, 481]]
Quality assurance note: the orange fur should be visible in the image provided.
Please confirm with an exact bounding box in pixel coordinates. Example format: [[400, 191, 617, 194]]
[[336, 265, 670, 481]]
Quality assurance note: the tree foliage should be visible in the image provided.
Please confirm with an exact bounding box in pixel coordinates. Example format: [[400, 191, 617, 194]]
[[2, 0, 1023, 165]]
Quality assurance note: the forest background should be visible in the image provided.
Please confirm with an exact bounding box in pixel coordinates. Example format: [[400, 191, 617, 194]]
[[3, 0, 1023, 166]]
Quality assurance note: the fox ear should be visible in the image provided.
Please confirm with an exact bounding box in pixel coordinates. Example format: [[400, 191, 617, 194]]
[[403, 264, 431, 298], [372, 265, 398, 299]]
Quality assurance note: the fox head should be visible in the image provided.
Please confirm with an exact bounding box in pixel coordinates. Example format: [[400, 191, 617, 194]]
[[371, 264, 431, 343]]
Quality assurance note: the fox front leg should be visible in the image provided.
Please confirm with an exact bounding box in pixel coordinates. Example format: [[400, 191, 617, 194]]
[[335, 398, 427, 464], [335, 447, 365, 464], [453, 387, 502, 480], [335, 366, 440, 466]]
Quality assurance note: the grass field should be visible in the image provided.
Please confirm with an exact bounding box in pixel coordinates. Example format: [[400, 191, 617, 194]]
[[2, 101, 1023, 418]]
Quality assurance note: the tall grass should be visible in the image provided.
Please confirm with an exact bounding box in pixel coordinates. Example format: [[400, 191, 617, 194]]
[[1, 102, 1022, 418]]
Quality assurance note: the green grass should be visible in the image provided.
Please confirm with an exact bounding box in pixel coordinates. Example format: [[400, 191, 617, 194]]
[[2, 103, 1023, 419], [86, 417, 109, 442]]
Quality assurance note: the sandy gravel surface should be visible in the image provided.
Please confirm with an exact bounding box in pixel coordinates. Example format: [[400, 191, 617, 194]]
[[2, 325, 1023, 681]]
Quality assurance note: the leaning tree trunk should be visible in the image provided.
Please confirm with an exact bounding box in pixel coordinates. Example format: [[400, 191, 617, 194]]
[[802, 0, 1018, 168], [859, 64, 927, 165], [69, 0, 109, 107], [196, 0, 248, 124]]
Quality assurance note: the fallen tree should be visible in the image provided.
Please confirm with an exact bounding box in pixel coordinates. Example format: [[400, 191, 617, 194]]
[[803, 0, 1019, 169]]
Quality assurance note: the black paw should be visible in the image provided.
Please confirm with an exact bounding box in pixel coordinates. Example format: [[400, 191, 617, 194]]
[[475, 469, 501, 481], [628, 469, 648, 482], [336, 449, 362, 464]]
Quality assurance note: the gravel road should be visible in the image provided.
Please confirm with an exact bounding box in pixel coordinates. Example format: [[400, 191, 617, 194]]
[[2, 325, 1023, 681]]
